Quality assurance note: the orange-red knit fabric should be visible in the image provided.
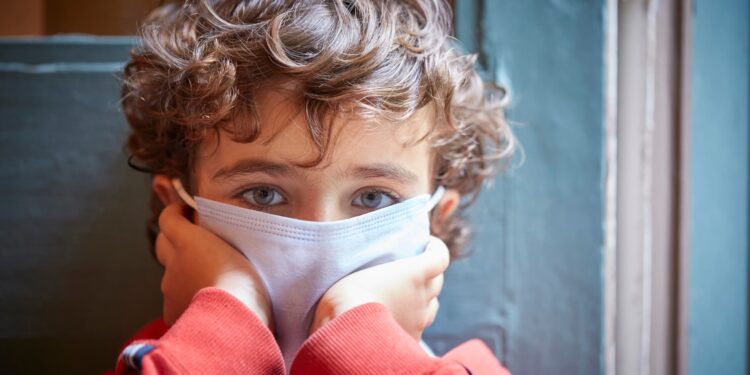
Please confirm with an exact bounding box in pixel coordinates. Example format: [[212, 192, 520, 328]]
[[113, 288, 509, 374]]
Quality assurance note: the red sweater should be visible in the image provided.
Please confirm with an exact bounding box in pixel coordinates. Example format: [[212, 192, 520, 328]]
[[113, 288, 509, 374]]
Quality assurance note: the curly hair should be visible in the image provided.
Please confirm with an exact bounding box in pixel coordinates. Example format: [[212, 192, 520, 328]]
[[121, 0, 515, 259]]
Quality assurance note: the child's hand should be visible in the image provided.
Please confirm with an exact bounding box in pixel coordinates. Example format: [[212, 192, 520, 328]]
[[310, 236, 449, 341], [155, 202, 274, 331]]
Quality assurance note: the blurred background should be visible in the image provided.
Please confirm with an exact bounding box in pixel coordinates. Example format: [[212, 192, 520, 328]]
[[1, 1, 159, 36], [0, 0, 747, 374]]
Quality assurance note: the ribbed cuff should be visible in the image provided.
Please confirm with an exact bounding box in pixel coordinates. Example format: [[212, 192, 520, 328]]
[[291, 302, 462, 374], [157, 287, 285, 374]]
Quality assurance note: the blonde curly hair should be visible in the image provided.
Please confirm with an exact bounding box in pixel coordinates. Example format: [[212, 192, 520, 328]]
[[121, 0, 515, 258]]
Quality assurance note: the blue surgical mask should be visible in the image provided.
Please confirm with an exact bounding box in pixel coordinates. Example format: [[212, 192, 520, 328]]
[[173, 179, 443, 369]]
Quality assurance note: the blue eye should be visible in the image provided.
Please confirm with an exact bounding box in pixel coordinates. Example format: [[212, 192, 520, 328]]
[[242, 186, 285, 206], [352, 190, 398, 210]]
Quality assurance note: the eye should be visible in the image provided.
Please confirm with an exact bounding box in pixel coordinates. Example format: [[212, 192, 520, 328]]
[[241, 186, 286, 207], [352, 189, 399, 210]]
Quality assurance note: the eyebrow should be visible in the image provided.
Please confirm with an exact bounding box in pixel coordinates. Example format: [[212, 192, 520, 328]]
[[345, 163, 419, 184], [212, 158, 297, 181], [212, 158, 418, 184]]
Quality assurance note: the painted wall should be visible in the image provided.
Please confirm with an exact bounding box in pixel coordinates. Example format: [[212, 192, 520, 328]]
[[689, 0, 749, 373], [437, 1, 607, 374], [0, 37, 161, 373]]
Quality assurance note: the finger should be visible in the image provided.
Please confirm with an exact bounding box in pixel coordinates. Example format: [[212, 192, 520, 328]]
[[158, 202, 200, 248], [160, 201, 250, 266], [158, 202, 187, 235], [155, 232, 176, 267], [426, 273, 444, 298], [420, 236, 450, 279], [424, 297, 440, 328]]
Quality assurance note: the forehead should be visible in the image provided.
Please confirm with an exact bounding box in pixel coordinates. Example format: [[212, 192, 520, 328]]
[[196, 86, 437, 170]]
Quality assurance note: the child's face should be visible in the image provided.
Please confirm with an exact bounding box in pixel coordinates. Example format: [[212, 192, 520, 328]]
[[191, 87, 436, 221]]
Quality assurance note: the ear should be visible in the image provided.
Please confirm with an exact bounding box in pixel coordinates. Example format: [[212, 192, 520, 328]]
[[436, 188, 460, 221], [152, 174, 182, 206]]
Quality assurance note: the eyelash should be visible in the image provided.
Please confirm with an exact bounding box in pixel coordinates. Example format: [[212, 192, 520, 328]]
[[353, 188, 402, 205], [232, 184, 287, 210], [231, 185, 403, 210]]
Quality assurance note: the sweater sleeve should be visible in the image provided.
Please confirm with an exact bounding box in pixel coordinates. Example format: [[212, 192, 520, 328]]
[[114, 287, 284, 375], [290, 303, 508, 375]]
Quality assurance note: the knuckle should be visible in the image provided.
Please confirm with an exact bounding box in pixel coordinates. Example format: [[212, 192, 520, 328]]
[[437, 248, 450, 270], [436, 273, 445, 285], [155, 233, 175, 267], [429, 237, 450, 268], [424, 301, 439, 328], [434, 274, 445, 291]]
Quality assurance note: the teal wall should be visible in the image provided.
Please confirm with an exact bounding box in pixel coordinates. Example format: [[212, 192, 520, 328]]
[[444, 1, 607, 374], [689, 0, 749, 374], [0, 37, 161, 373]]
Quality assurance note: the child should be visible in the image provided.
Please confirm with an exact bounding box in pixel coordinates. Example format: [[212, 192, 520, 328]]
[[115, 0, 514, 373]]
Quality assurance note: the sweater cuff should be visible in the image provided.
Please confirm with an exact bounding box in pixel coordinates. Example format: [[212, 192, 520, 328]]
[[291, 303, 463, 374], [152, 287, 284, 374]]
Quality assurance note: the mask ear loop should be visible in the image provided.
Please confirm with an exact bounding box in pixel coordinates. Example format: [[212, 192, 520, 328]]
[[427, 186, 445, 211], [171, 178, 198, 210]]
